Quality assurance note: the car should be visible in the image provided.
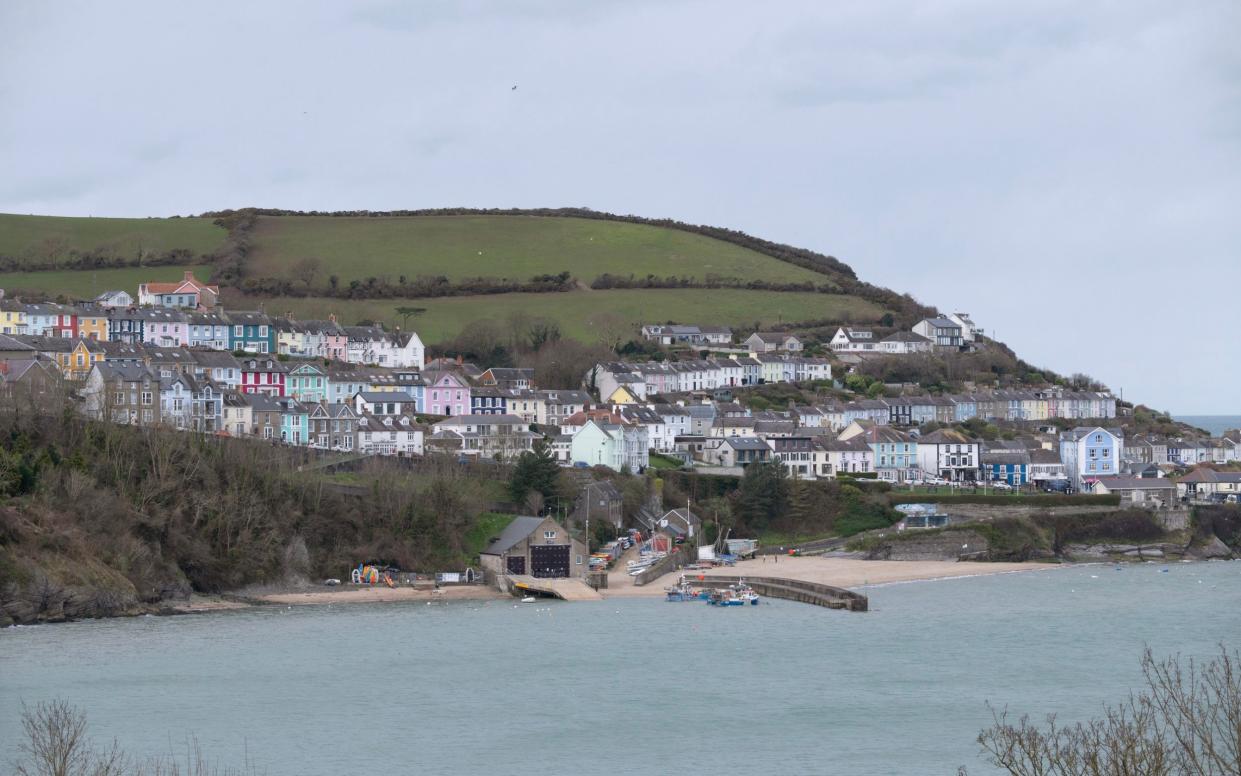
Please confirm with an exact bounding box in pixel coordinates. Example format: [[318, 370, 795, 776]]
[[990, 481, 1013, 491]]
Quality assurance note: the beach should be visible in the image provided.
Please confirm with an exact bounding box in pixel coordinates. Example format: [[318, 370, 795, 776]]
[[171, 557, 1063, 614], [600, 556, 1061, 598]]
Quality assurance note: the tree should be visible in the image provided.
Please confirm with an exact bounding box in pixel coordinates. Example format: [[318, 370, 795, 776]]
[[394, 306, 426, 330], [976, 646, 1241, 776], [291, 256, 322, 289], [15, 699, 126, 776], [734, 461, 789, 532], [508, 439, 561, 505]]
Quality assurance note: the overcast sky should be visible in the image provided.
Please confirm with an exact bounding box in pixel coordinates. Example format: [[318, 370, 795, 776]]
[[2, 1, 1238, 413]]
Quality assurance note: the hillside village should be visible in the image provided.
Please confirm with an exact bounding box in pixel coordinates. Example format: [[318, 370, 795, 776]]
[[1, 272, 1239, 510]]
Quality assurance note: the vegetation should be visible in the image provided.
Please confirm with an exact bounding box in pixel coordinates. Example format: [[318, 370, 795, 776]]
[[14, 699, 256, 776], [243, 214, 827, 287], [975, 647, 1241, 776], [0, 397, 503, 624], [0, 213, 225, 270], [262, 289, 885, 346], [507, 439, 563, 511], [660, 466, 901, 538]]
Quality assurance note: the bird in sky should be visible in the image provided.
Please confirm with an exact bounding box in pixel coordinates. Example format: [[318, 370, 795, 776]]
[[511, 85, 517, 90]]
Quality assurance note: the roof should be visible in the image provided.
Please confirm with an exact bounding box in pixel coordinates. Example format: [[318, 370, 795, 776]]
[[919, 429, 976, 445], [881, 331, 932, 343], [0, 334, 39, 352], [725, 437, 771, 450], [1093, 477, 1175, 491], [481, 516, 547, 555]]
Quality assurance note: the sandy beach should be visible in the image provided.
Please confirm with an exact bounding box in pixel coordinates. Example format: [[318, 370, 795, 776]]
[[599, 556, 1062, 598], [168, 557, 1061, 614]]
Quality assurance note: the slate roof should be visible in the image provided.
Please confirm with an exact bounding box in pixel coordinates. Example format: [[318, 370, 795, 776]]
[[482, 516, 547, 555]]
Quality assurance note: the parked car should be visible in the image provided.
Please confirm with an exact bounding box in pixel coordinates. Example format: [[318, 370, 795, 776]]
[[990, 481, 1013, 491]]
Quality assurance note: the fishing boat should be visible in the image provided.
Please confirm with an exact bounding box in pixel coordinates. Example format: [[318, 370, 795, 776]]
[[707, 580, 760, 606], [664, 576, 698, 602]]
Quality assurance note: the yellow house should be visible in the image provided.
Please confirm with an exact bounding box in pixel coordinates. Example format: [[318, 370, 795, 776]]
[[42, 338, 106, 380], [0, 301, 28, 335], [75, 309, 108, 341], [606, 385, 639, 405]]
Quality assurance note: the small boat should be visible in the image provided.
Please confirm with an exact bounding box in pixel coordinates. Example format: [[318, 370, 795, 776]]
[[664, 576, 698, 602], [521, 596, 536, 603]]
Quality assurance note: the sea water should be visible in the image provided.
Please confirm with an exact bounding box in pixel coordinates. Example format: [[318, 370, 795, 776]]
[[3, 562, 1239, 775], [1176, 415, 1241, 436]]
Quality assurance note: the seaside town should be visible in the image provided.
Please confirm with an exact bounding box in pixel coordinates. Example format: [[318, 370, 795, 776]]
[[1, 271, 1238, 524]]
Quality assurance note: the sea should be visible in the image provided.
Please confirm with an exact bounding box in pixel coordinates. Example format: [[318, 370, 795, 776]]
[[1176, 415, 1241, 436], [3, 562, 1240, 776]]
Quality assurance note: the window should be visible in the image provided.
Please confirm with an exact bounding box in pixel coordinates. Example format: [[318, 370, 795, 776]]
[[544, 531, 557, 539], [234, 325, 243, 337]]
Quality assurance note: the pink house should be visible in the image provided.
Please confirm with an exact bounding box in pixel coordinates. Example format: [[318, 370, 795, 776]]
[[425, 371, 471, 416], [140, 308, 189, 347]]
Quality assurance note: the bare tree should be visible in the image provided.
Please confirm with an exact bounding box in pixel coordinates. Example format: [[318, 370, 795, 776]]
[[976, 646, 1241, 776], [14, 699, 126, 776]]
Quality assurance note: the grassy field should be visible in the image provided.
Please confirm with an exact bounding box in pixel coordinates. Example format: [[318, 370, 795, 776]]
[[246, 215, 830, 285], [262, 289, 886, 344], [0, 214, 225, 262], [0, 264, 214, 300]]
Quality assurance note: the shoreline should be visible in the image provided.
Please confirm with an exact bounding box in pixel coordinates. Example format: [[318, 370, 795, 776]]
[[163, 557, 1068, 615], [597, 556, 1064, 598]]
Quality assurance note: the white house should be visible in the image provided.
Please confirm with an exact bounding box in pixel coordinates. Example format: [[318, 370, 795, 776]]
[[431, 414, 535, 460], [828, 328, 879, 353], [356, 412, 423, 456], [343, 325, 425, 368], [946, 312, 980, 342], [570, 419, 649, 472], [915, 429, 979, 481], [880, 331, 933, 354]]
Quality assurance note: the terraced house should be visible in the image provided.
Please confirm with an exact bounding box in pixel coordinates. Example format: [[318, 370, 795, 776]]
[[229, 311, 274, 354]]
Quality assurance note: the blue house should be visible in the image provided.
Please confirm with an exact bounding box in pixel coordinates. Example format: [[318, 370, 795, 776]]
[[228, 311, 275, 354], [1059, 426, 1125, 489], [981, 450, 1030, 485]]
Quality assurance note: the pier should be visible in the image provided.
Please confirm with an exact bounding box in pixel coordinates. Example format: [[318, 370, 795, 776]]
[[684, 574, 868, 611]]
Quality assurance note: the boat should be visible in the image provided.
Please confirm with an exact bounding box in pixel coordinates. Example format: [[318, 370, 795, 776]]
[[664, 576, 698, 602], [707, 580, 760, 606], [521, 596, 536, 603]]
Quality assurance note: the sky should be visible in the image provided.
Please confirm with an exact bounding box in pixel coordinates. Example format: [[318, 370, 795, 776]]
[[1, 0, 1238, 413]]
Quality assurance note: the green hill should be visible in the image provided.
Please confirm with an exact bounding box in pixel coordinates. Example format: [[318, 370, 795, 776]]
[[0, 214, 225, 266], [0, 208, 925, 344], [246, 214, 829, 285]]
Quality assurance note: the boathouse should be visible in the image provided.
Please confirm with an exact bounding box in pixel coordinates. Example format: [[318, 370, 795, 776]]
[[479, 515, 587, 579]]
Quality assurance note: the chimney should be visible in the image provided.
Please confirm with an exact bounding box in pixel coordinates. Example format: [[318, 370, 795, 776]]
[[456, 354, 463, 366], [184, 271, 194, 281]]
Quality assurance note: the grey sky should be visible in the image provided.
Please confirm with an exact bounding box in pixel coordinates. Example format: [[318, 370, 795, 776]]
[[2, 1, 1238, 413]]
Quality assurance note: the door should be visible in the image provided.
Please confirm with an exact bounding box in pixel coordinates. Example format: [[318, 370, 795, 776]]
[[530, 545, 571, 578], [506, 556, 525, 575]]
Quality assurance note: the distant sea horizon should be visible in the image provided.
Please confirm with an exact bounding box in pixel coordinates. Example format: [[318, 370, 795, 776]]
[[1175, 415, 1241, 435]]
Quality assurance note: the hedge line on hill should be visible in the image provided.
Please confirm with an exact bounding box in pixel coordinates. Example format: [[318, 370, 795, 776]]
[[198, 207, 936, 324]]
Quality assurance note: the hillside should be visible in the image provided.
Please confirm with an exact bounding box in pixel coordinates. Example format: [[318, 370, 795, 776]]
[[245, 214, 830, 286], [0, 209, 929, 343], [0, 214, 225, 268]]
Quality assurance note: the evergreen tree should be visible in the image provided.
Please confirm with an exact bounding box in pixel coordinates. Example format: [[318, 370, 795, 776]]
[[734, 461, 789, 532], [508, 438, 561, 506]]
